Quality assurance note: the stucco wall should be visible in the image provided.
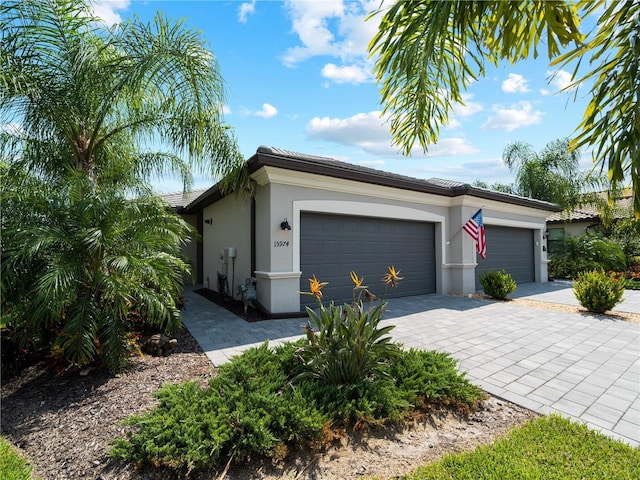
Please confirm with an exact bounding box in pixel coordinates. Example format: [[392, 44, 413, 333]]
[[201, 194, 252, 299], [549, 221, 599, 239], [254, 170, 547, 311], [254, 180, 450, 313], [199, 165, 553, 315]]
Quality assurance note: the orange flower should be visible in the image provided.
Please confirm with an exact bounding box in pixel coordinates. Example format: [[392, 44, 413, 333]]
[[307, 275, 328, 300], [382, 265, 403, 288], [350, 271, 367, 290]]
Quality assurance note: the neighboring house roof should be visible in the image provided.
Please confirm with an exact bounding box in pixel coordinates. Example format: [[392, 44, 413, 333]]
[[184, 146, 563, 213], [547, 191, 632, 224], [160, 188, 208, 212]]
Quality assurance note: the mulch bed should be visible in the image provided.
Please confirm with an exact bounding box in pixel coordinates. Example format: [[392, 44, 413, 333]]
[[1, 328, 216, 480], [1, 326, 537, 480]]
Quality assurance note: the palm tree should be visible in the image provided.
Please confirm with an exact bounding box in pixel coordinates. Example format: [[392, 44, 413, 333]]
[[502, 138, 582, 210], [1, 172, 193, 372], [0, 0, 241, 371], [1, 0, 241, 190], [369, 0, 640, 218]]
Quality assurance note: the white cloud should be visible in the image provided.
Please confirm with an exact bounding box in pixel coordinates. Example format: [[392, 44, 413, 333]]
[[90, 0, 130, 26], [539, 88, 551, 96], [253, 103, 278, 118], [445, 118, 462, 130], [546, 69, 575, 91], [222, 105, 232, 115], [306, 111, 477, 157], [410, 157, 512, 185], [281, 1, 343, 65], [281, 0, 382, 67], [453, 93, 483, 117], [446, 94, 482, 130], [358, 159, 386, 168], [501, 73, 530, 94], [481, 101, 543, 131], [307, 110, 389, 146], [321, 63, 371, 84], [238, 1, 256, 23], [422, 138, 479, 157]]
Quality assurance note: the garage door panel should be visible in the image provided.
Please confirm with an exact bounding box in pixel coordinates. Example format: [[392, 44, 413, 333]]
[[342, 240, 361, 254], [300, 213, 436, 309], [475, 226, 534, 289]]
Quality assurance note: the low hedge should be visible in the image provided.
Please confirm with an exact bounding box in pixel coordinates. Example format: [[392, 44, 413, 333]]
[[111, 341, 483, 474]]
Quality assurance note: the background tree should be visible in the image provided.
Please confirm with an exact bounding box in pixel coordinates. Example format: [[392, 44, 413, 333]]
[[471, 180, 516, 195], [502, 138, 582, 210], [369, 0, 640, 218], [0, 0, 241, 371]]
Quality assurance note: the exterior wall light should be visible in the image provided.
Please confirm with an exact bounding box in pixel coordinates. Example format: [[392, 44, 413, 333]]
[[280, 217, 291, 230], [204, 218, 213, 225]]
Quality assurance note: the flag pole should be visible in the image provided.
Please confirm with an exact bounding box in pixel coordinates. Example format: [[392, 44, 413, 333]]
[[448, 224, 466, 243]]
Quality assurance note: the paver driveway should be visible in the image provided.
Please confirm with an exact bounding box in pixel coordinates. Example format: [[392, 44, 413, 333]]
[[181, 283, 640, 447]]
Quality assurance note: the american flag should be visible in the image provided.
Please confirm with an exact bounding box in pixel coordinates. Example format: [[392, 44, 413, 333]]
[[463, 209, 486, 259]]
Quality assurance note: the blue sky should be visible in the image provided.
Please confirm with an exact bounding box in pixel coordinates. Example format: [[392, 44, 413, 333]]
[[94, 1, 595, 193]]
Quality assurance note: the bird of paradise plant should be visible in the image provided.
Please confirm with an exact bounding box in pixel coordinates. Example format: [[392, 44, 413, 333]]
[[382, 266, 404, 288], [297, 267, 402, 386], [300, 275, 329, 301]]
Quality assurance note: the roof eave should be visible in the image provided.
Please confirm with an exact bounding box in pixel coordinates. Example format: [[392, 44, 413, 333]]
[[249, 148, 562, 212], [183, 146, 562, 213], [247, 149, 455, 197], [183, 184, 224, 213]]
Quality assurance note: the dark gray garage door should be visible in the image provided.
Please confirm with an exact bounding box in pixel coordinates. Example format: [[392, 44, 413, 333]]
[[475, 225, 535, 289], [300, 213, 436, 308]]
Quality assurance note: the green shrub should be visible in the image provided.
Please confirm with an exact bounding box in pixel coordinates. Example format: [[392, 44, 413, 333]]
[[298, 348, 483, 426], [112, 340, 483, 474], [624, 278, 640, 290], [548, 257, 595, 279], [300, 375, 411, 425], [391, 349, 484, 410], [610, 217, 640, 263], [574, 269, 626, 313], [479, 270, 517, 300], [112, 269, 482, 474], [549, 234, 627, 279], [111, 341, 327, 473]]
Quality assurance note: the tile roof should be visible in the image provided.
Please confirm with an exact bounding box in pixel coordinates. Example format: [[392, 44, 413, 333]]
[[160, 189, 208, 209], [426, 178, 467, 188], [184, 146, 563, 213], [547, 193, 632, 223]]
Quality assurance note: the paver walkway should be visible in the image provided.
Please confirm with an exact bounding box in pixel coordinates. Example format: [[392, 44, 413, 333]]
[[181, 283, 640, 447]]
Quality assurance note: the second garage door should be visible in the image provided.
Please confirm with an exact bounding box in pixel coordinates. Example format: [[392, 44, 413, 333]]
[[300, 213, 436, 308], [475, 225, 535, 289]]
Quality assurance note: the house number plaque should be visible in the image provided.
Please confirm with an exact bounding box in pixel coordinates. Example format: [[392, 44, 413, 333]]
[[273, 241, 290, 247]]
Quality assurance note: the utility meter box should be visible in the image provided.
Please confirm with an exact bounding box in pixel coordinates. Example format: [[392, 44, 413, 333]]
[[223, 247, 236, 263]]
